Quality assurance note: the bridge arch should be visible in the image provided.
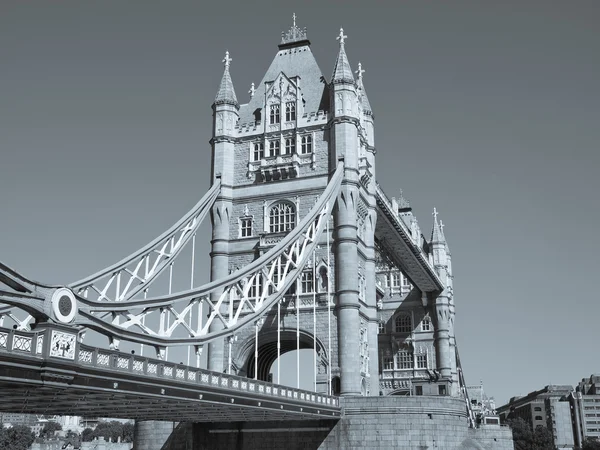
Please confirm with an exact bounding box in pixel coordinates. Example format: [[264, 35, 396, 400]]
[[235, 329, 328, 383]]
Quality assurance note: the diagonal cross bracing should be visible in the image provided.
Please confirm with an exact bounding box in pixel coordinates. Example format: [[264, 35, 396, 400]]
[[74, 162, 345, 348], [68, 180, 221, 303]]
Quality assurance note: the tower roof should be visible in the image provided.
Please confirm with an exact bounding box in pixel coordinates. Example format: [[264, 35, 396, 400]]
[[237, 18, 328, 125], [214, 51, 238, 106], [431, 207, 446, 243], [279, 13, 311, 50], [356, 62, 372, 113], [331, 28, 355, 85]]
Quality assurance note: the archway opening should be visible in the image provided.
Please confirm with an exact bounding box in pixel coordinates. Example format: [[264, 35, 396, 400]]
[[242, 330, 326, 390]]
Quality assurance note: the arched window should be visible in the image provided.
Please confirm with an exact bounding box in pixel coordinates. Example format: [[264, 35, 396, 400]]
[[285, 102, 296, 121], [269, 104, 280, 124], [253, 142, 264, 161], [285, 138, 295, 155], [268, 140, 280, 157], [301, 135, 312, 154], [394, 314, 412, 333], [269, 202, 296, 233]]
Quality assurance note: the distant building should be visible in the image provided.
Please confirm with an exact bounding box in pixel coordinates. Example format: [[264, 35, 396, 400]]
[[0, 412, 38, 427], [569, 374, 600, 447], [497, 384, 575, 449]]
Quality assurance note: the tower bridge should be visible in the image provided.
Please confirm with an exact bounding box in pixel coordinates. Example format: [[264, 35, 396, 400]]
[[0, 17, 514, 450]]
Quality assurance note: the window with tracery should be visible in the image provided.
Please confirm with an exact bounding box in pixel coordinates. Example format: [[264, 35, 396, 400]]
[[378, 321, 385, 334], [421, 316, 431, 331], [285, 138, 295, 155], [285, 102, 296, 121], [300, 270, 314, 294], [240, 218, 252, 237], [268, 202, 296, 233], [269, 104, 280, 124], [394, 314, 412, 333], [397, 350, 413, 369], [253, 142, 264, 161], [268, 140, 280, 158], [301, 135, 312, 154]]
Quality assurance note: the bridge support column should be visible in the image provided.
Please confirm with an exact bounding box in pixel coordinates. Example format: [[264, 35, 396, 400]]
[[335, 184, 361, 396], [364, 210, 379, 396], [134, 420, 177, 450], [207, 199, 230, 372], [434, 294, 452, 382]]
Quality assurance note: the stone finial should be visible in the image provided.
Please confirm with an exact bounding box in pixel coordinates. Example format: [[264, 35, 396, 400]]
[[222, 50, 232, 69], [356, 62, 365, 80], [337, 28, 347, 45], [248, 82, 255, 98], [281, 13, 308, 45]]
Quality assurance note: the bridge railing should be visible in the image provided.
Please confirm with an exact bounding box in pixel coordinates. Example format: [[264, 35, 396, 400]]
[[0, 325, 339, 410]]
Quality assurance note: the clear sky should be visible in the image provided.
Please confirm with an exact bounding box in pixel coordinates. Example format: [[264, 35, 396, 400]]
[[1, 1, 599, 406]]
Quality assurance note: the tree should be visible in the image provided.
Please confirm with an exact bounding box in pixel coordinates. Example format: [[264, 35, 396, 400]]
[[122, 422, 134, 443], [583, 438, 600, 450], [0, 424, 35, 450], [91, 421, 123, 442], [505, 417, 554, 450], [81, 428, 94, 442], [40, 421, 62, 438]]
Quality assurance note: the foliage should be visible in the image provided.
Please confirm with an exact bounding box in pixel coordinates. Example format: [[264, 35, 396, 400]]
[[40, 421, 62, 438], [583, 438, 600, 450], [88, 420, 134, 443], [505, 417, 555, 450], [81, 427, 94, 442], [0, 424, 36, 450]]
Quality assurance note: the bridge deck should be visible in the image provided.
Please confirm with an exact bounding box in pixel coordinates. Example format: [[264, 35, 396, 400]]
[[0, 326, 340, 422]]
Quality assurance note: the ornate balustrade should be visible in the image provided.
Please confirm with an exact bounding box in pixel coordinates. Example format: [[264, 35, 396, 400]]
[[0, 325, 339, 409]]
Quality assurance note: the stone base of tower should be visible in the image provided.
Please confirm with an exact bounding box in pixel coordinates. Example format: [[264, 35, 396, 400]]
[[133, 420, 192, 450], [134, 397, 514, 450]]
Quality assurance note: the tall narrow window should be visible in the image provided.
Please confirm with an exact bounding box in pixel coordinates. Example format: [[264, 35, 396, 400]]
[[416, 353, 428, 369], [395, 314, 412, 333], [301, 135, 312, 154], [285, 102, 296, 121], [300, 270, 314, 294], [285, 138, 296, 155], [402, 274, 411, 287], [269, 202, 296, 233], [240, 218, 252, 238], [249, 277, 263, 298], [378, 321, 385, 334], [269, 104, 280, 124], [391, 273, 401, 288], [253, 142, 264, 161], [269, 140, 280, 157]]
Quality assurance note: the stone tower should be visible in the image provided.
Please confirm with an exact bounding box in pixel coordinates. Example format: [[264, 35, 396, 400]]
[[206, 19, 382, 397]]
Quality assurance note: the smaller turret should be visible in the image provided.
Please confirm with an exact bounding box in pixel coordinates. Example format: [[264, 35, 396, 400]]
[[211, 51, 239, 185]]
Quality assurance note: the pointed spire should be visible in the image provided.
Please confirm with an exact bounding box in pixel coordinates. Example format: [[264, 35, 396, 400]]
[[431, 207, 445, 243], [355, 62, 372, 113], [331, 28, 355, 84], [214, 51, 238, 106]]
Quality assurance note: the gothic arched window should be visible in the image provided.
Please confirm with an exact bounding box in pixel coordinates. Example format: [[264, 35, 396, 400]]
[[301, 135, 312, 154], [285, 102, 296, 122], [269, 104, 280, 124], [394, 313, 412, 333], [268, 202, 296, 233]]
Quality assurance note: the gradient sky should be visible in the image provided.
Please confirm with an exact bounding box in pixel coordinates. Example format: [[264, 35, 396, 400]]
[[1, 1, 599, 406]]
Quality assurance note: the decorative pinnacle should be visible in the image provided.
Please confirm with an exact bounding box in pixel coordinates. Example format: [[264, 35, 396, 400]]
[[293, 12, 296, 27], [337, 28, 347, 45], [433, 207, 438, 221], [249, 82, 255, 98], [281, 14, 308, 45], [356, 62, 365, 80], [440, 220, 445, 233], [222, 51, 232, 69]]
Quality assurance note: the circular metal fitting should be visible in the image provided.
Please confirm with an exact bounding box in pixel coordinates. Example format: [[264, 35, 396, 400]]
[[51, 287, 78, 324]]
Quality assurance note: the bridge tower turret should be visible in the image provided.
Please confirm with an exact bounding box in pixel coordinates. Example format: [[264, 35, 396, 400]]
[[329, 29, 363, 396], [430, 209, 453, 389], [208, 51, 239, 371]]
